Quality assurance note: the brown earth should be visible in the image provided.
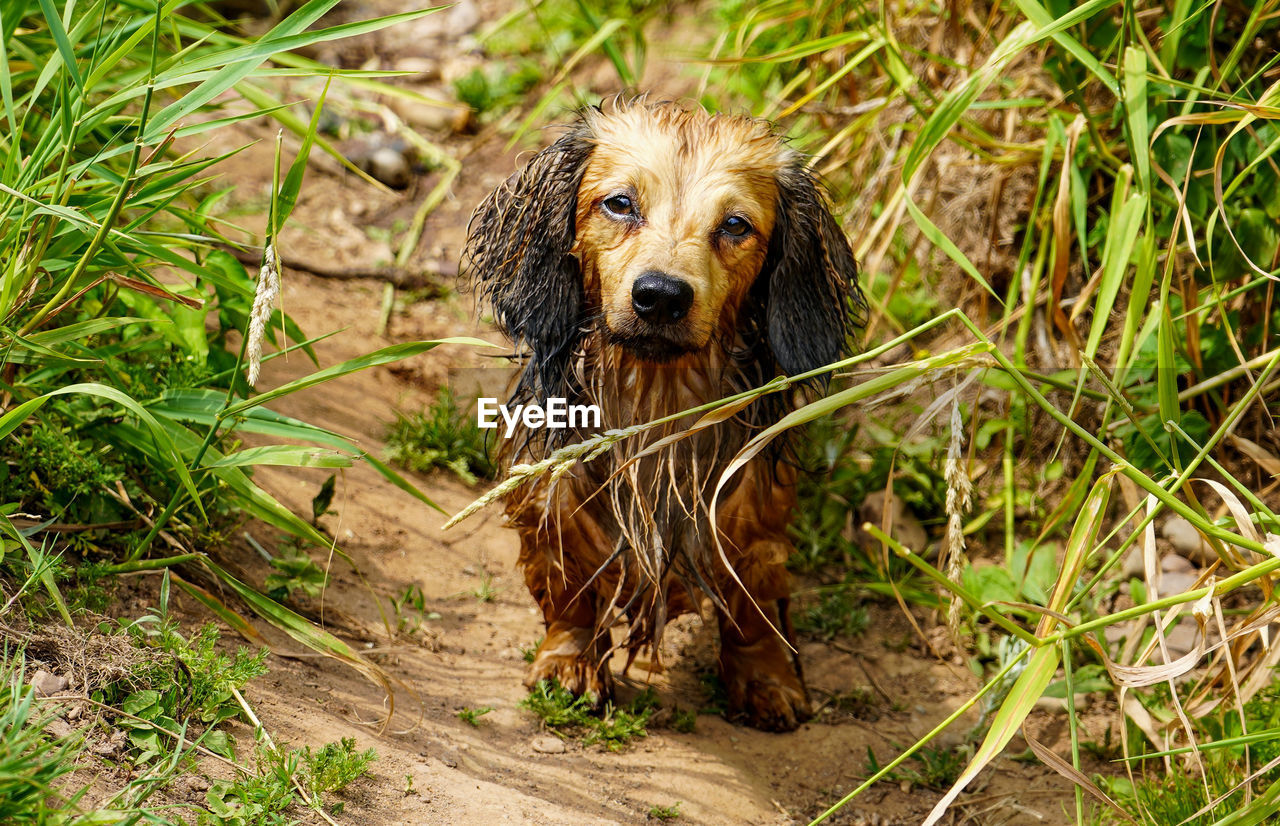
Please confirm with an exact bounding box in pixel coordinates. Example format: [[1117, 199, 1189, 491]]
[[90, 2, 1114, 823]]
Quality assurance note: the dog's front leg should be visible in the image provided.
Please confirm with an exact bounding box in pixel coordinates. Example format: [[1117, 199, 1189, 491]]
[[714, 464, 812, 732], [516, 520, 615, 706]]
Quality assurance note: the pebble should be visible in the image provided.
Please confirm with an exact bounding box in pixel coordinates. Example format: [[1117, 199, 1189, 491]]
[[1158, 553, 1198, 595], [367, 146, 412, 190], [531, 735, 566, 754], [388, 86, 460, 134], [344, 134, 415, 190], [1162, 517, 1212, 563], [44, 718, 74, 739], [392, 57, 441, 83], [860, 491, 929, 557], [446, 0, 481, 36], [1159, 570, 1198, 596], [1120, 547, 1145, 579], [30, 670, 67, 698], [1163, 619, 1200, 659]]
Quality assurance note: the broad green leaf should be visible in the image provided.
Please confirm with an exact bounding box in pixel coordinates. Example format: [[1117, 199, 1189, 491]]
[[202, 560, 393, 703], [922, 475, 1112, 825], [205, 446, 354, 469], [1124, 48, 1150, 193], [223, 337, 493, 417], [35, 0, 83, 91], [0, 383, 203, 519], [1086, 189, 1147, 358]]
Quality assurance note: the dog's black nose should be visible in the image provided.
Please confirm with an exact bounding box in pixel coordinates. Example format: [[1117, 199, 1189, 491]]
[[631, 272, 694, 324]]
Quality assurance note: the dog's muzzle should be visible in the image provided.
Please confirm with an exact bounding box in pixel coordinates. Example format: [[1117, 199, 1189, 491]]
[[631, 271, 693, 325]]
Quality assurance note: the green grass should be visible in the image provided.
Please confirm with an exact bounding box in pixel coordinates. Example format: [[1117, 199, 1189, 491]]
[[519, 680, 658, 751], [647, 801, 682, 821], [0, 1, 469, 821], [0, 0, 481, 754], [0, 658, 83, 823], [201, 736, 376, 824], [385, 388, 497, 485], [457, 706, 494, 727], [459, 0, 1280, 823], [794, 585, 870, 640], [864, 742, 968, 792]]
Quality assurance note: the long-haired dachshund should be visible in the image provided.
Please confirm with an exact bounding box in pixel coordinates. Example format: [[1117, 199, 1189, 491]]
[[463, 98, 863, 731]]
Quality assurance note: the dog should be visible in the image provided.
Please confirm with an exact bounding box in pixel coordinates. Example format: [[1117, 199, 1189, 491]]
[[462, 98, 863, 731]]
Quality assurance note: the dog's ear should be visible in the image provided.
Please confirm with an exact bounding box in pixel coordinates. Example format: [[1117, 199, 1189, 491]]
[[760, 165, 865, 377], [463, 125, 594, 397]]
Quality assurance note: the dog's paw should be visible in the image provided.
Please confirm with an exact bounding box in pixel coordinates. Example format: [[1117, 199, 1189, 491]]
[[524, 626, 613, 706], [724, 673, 811, 732], [720, 644, 811, 732]]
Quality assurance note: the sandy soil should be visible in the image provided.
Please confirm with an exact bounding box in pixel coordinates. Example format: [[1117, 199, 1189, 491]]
[[118, 2, 1110, 823]]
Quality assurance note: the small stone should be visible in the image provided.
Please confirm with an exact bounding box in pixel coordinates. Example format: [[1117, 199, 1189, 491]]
[[171, 774, 211, 798], [1162, 517, 1212, 563], [91, 729, 126, 757], [860, 491, 929, 557], [367, 146, 412, 190], [446, 0, 481, 36], [387, 85, 458, 133], [1120, 547, 1145, 579], [392, 57, 441, 83], [30, 670, 67, 698], [343, 133, 415, 189], [44, 719, 74, 739], [1161, 553, 1193, 574], [1163, 619, 1200, 659], [1160, 570, 1198, 596], [531, 735, 565, 754]]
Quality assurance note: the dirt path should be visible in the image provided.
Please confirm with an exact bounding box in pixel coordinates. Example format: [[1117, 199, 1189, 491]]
[[173, 4, 1091, 824]]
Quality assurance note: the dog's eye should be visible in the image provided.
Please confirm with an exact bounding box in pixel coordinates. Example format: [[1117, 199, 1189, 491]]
[[720, 216, 751, 237], [602, 195, 634, 217]]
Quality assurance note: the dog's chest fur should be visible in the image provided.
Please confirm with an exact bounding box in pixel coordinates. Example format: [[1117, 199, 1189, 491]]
[[507, 337, 763, 600]]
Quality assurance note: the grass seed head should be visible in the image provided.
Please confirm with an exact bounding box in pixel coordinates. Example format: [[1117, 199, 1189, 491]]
[[246, 243, 281, 387]]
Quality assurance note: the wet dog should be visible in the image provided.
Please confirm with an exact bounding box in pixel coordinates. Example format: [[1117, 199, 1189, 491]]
[[463, 97, 863, 731]]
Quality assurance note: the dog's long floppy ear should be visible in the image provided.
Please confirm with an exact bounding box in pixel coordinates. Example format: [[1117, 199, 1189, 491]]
[[463, 124, 594, 398], [759, 165, 865, 377]]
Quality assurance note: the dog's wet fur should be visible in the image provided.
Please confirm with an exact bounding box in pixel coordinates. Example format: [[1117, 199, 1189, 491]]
[[463, 97, 864, 731]]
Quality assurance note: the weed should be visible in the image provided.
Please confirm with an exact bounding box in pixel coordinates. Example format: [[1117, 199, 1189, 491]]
[[520, 637, 543, 663], [521, 679, 596, 729], [301, 737, 377, 809], [697, 669, 727, 716], [648, 802, 682, 821], [453, 62, 543, 117], [111, 620, 268, 762], [520, 680, 655, 751], [670, 707, 698, 734], [201, 738, 375, 824], [385, 389, 496, 485], [457, 706, 494, 727], [795, 586, 870, 640], [865, 743, 967, 792], [264, 543, 328, 603], [468, 572, 498, 603], [390, 584, 441, 637]]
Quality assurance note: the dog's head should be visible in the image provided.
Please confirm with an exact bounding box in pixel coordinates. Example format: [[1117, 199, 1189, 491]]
[[464, 98, 863, 396]]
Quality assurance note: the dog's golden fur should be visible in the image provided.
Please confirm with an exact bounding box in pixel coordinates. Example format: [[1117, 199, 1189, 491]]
[[463, 98, 863, 731]]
